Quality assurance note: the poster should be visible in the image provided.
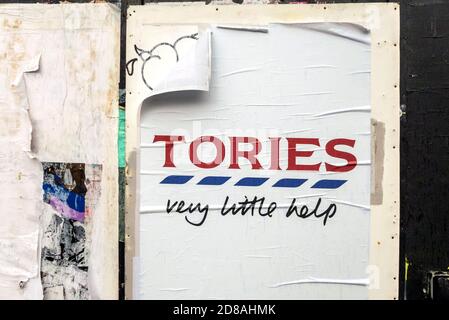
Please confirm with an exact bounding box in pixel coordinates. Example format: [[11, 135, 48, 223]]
[[136, 23, 371, 299]]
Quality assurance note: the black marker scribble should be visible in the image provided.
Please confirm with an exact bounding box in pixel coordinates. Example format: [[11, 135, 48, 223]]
[[126, 58, 137, 76], [127, 33, 199, 91]]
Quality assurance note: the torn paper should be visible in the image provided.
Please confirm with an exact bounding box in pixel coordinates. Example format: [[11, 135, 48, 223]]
[[126, 25, 211, 104], [0, 40, 43, 301]]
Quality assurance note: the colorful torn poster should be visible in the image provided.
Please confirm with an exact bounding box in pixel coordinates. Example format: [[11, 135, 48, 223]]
[[40, 162, 102, 300]]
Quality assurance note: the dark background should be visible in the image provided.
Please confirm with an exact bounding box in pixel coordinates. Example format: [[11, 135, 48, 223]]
[[2, 0, 447, 300]]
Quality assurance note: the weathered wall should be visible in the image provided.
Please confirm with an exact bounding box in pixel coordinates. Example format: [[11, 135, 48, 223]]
[[0, 0, 446, 300], [0, 3, 120, 299]]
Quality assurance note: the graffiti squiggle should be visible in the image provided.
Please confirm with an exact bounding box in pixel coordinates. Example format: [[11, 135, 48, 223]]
[[126, 33, 199, 91]]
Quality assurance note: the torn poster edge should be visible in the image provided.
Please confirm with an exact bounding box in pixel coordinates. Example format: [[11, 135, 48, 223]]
[[9, 53, 44, 299], [215, 24, 269, 33], [11, 54, 41, 160], [284, 22, 371, 45], [149, 28, 211, 97]]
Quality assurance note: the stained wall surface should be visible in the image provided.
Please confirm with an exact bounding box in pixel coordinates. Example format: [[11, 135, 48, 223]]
[[0, 3, 119, 299]]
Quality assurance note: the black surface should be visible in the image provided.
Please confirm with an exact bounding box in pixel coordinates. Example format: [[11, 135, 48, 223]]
[[433, 276, 449, 300], [400, 0, 449, 300]]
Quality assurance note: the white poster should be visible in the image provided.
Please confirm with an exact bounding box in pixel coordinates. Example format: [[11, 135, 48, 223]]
[[137, 23, 371, 299]]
